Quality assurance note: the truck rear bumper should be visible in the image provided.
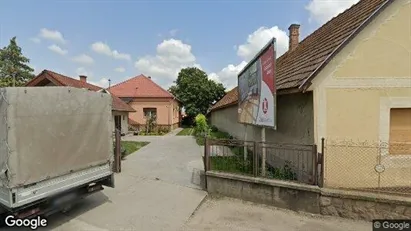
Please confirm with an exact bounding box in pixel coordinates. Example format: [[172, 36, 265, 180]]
[[0, 163, 113, 209]]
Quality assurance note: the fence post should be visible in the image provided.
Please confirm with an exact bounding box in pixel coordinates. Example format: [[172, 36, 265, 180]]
[[253, 142, 258, 177], [312, 144, 318, 185], [318, 137, 325, 187], [115, 129, 121, 173], [204, 136, 210, 171]]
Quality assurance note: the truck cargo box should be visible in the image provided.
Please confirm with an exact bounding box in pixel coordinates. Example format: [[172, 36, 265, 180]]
[[0, 87, 114, 189]]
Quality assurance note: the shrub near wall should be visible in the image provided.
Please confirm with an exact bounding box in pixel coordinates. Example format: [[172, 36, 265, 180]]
[[194, 114, 210, 137]]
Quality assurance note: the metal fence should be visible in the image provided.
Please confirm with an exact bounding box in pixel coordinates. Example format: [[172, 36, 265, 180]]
[[323, 139, 411, 196], [203, 136, 411, 197], [203, 138, 319, 185]]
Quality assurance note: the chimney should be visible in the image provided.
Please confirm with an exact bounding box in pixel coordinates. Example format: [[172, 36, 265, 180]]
[[79, 75, 87, 83], [288, 24, 300, 52]]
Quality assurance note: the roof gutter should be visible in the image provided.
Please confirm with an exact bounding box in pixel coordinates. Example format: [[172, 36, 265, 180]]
[[298, 0, 392, 93]]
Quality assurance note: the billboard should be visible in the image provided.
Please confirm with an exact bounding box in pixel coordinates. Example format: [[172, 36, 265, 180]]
[[237, 38, 277, 129]]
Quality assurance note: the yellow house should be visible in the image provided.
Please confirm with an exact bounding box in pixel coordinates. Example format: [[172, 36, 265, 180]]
[[209, 0, 410, 192], [307, 0, 411, 190]]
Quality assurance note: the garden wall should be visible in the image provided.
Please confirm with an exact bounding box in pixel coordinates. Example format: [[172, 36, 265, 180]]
[[206, 171, 411, 221]]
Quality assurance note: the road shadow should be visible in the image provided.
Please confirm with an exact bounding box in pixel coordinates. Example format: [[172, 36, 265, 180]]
[[43, 191, 109, 230], [0, 192, 110, 231]]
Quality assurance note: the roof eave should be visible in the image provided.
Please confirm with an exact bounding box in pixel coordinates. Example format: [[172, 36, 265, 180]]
[[209, 87, 301, 113], [210, 101, 238, 113], [113, 109, 136, 113], [298, 0, 393, 93]]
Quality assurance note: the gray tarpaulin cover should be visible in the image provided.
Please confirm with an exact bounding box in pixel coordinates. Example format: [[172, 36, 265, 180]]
[[0, 87, 113, 188]]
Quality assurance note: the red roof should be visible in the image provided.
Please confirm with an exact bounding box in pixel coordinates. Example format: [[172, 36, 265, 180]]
[[211, 0, 391, 111], [211, 88, 238, 112], [109, 75, 175, 99], [25, 70, 135, 112]]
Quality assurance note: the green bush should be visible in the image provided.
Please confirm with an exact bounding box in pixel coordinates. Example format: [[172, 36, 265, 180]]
[[145, 115, 157, 133], [194, 114, 209, 137], [266, 161, 297, 181], [210, 125, 218, 132]]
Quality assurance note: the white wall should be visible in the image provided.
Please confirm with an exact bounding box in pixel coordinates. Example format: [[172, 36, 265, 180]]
[[112, 111, 129, 134]]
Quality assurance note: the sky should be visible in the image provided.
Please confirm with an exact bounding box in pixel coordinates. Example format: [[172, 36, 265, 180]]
[[0, 0, 359, 90]]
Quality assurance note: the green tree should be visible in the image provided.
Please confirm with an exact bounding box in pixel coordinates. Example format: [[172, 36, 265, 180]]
[[0, 37, 35, 87], [169, 67, 226, 119]]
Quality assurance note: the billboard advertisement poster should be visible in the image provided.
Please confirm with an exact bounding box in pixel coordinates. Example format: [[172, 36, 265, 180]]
[[237, 38, 276, 129]]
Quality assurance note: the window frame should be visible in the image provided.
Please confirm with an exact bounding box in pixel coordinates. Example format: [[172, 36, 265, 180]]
[[143, 108, 157, 118], [379, 97, 411, 162]]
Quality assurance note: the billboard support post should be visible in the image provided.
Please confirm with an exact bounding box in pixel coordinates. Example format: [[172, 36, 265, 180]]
[[261, 127, 266, 176]]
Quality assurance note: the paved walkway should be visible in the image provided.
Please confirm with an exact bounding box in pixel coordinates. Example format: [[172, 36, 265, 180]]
[[183, 197, 371, 231], [40, 132, 207, 231]]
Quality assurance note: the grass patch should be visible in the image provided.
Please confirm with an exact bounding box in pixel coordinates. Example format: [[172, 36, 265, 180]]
[[121, 141, 149, 159], [210, 155, 297, 181], [196, 130, 233, 145], [210, 156, 253, 175], [138, 132, 166, 136], [177, 127, 195, 136]]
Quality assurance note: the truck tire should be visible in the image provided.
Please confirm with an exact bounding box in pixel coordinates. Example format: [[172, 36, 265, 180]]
[[0, 213, 6, 228]]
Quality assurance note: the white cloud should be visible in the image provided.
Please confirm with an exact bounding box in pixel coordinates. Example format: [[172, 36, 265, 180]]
[[75, 67, 93, 78], [72, 54, 94, 65], [306, 0, 359, 25], [90, 78, 109, 88], [75, 67, 108, 87], [30, 38, 41, 44], [210, 26, 289, 90], [38, 28, 66, 44], [112, 50, 131, 60], [134, 39, 199, 87], [209, 61, 247, 90], [169, 29, 179, 36], [48, 44, 68, 55], [114, 67, 126, 73], [91, 42, 111, 56], [237, 26, 289, 61], [90, 42, 131, 61]]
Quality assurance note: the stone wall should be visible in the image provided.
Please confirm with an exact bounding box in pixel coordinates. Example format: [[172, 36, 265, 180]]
[[320, 189, 411, 221], [206, 171, 411, 221]]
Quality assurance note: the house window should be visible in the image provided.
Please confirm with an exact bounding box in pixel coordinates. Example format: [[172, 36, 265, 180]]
[[143, 108, 157, 118], [389, 108, 411, 155]]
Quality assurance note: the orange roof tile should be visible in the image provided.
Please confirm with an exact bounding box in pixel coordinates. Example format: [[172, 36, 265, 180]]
[[210, 88, 238, 112], [109, 75, 175, 98], [211, 0, 390, 111], [26, 70, 135, 112]]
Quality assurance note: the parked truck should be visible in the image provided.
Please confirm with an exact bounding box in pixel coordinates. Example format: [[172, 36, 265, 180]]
[[0, 87, 116, 222]]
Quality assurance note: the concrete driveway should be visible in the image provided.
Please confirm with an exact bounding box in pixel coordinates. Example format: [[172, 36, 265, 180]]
[[37, 130, 207, 231]]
